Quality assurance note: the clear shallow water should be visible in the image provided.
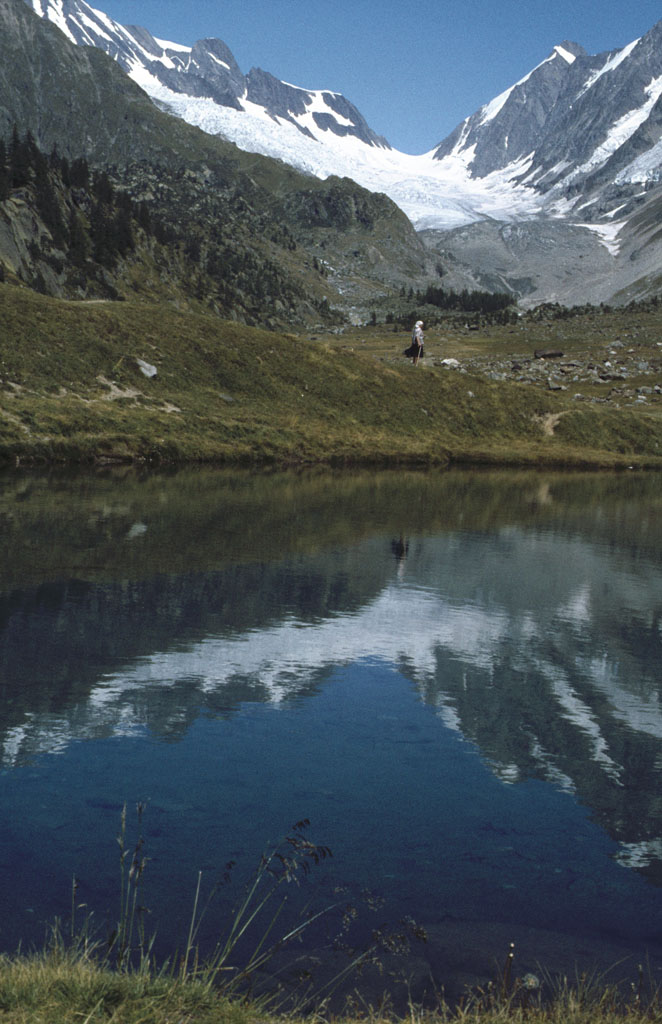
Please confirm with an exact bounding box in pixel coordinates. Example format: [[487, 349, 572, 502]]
[[1, 467, 661, 1004]]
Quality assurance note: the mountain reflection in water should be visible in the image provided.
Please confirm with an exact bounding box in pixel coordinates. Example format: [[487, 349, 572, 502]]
[[0, 466, 661, 1002]]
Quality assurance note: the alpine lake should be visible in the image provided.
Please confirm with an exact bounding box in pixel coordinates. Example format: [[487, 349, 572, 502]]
[[1, 465, 662, 1009]]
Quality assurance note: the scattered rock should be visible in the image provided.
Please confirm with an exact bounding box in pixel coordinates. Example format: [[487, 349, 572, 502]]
[[126, 522, 147, 540], [136, 358, 157, 378], [451, 337, 660, 407], [534, 349, 564, 359]]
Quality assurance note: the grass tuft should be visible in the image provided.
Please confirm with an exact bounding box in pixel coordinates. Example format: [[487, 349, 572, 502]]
[[1, 947, 662, 1024]]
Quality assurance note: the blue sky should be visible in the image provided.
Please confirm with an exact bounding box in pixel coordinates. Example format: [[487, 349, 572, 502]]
[[95, 0, 662, 153]]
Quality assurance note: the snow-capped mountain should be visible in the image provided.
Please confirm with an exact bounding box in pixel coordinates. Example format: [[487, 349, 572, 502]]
[[23, 0, 662, 231], [19, 0, 662, 304], [434, 22, 662, 207], [25, 0, 389, 147]]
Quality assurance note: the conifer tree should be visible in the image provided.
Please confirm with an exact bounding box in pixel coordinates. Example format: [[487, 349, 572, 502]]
[[91, 204, 114, 266], [68, 208, 90, 265], [60, 156, 71, 188], [112, 201, 134, 257], [92, 169, 114, 205], [0, 139, 8, 201], [8, 125, 31, 187], [34, 149, 66, 247], [70, 157, 90, 189], [136, 202, 151, 233]]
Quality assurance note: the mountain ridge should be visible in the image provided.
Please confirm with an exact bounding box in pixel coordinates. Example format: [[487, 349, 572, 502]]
[[23, 0, 662, 221], [25, 0, 391, 150], [11, 0, 662, 307], [0, 0, 443, 323]]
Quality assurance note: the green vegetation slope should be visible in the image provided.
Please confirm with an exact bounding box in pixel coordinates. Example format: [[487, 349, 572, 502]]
[[0, 283, 660, 468]]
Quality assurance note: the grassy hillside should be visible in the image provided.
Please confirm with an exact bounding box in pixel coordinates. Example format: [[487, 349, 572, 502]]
[[0, 283, 660, 468]]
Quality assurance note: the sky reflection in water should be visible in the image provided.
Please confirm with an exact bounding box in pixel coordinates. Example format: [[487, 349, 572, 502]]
[[0, 467, 661, 1002]]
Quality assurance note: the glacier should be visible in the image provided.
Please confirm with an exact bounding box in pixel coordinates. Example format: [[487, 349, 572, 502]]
[[23, 0, 662, 233], [134, 64, 546, 230]]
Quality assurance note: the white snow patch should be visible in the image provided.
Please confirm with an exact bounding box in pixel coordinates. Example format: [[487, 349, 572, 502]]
[[153, 52, 179, 70], [154, 36, 191, 53], [615, 135, 662, 184], [587, 653, 662, 740], [576, 220, 626, 255], [479, 85, 516, 127], [208, 52, 231, 71], [5, 568, 650, 800], [557, 584, 592, 625], [617, 838, 662, 869], [548, 674, 622, 783], [77, 8, 114, 42], [29, 0, 662, 234], [492, 764, 521, 784], [90, 3, 123, 38], [568, 74, 662, 181], [478, 48, 568, 127], [2, 723, 31, 767], [293, 91, 357, 133], [535, 159, 573, 184], [282, 80, 340, 97], [577, 37, 640, 98], [127, 71, 545, 229], [554, 45, 577, 64], [85, 586, 510, 712], [529, 738, 576, 793], [127, 59, 175, 95], [37, 0, 78, 42]]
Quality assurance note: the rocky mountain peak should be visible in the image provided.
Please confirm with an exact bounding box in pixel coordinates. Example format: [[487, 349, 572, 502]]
[[13, 0, 662, 307], [25, 0, 387, 148]]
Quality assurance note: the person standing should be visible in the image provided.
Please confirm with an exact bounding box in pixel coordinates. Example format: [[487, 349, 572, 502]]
[[410, 320, 424, 365]]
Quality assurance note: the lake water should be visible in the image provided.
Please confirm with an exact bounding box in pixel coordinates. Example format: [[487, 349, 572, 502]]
[[1, 466, 661, 1006]]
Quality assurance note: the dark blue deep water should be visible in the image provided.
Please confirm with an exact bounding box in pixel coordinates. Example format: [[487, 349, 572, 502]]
[[1, 467, 661, 1004]]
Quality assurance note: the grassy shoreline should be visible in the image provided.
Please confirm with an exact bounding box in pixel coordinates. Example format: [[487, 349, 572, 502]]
[[1, 945, 661, 1024], [0, 285, 661, 470]]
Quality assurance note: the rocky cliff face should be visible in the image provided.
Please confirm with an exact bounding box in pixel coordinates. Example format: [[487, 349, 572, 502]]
[[432, 42, 589, 178], [433, 22, 662, 208]]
